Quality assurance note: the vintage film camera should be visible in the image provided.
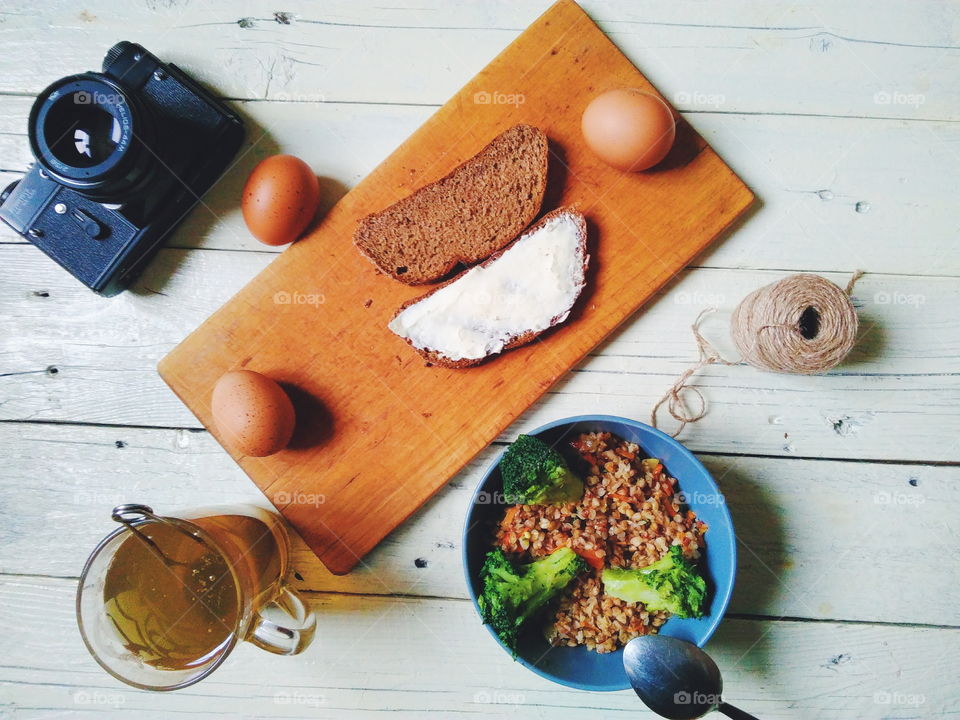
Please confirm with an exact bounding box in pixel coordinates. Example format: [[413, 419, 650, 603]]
[[0, 42, 244, 296]]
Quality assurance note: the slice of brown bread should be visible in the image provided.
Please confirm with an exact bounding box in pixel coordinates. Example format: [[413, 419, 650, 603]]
[[354, 124, 548, 285], [388, 207, 589, 368]]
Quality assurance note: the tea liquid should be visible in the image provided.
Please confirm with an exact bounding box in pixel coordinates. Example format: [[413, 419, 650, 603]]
[[102, 512, 285, 671]]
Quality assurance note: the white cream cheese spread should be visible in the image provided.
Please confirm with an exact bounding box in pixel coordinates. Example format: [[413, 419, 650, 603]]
[[388, 212, 586, 361]]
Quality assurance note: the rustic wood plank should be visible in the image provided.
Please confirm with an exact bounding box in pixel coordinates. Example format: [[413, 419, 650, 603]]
[[2, 422, 957, 627], [0, 1, 955, 121], [1, 2, 957, 718], [0, 575, 954, 718], [2, 250, 956, 462], [2, 94, 957, 277]]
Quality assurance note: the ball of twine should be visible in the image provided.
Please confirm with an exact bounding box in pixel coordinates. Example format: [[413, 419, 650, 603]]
[[652, 271, 863, 437], [731, 273, 860, 374]]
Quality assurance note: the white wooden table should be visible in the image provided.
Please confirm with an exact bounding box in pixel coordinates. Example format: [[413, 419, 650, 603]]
[[1, 2, 958, 717]]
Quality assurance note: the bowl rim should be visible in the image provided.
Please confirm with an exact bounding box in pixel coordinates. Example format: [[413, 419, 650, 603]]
[[461, 414, 737, 692]]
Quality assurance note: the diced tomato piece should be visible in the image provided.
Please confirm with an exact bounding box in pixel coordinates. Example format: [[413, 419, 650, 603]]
[[574, 547, 605, 570]]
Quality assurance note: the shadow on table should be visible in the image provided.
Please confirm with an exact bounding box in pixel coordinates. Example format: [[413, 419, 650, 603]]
[[131, 99, 354, 298], [842, 297, 887, 368], [701, 457, 786, 675], [282, 382, 336, 451], [127, 105, 280, 297]]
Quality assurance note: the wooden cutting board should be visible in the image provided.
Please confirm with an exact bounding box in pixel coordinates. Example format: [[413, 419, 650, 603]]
[[158, 0, 754, 575]]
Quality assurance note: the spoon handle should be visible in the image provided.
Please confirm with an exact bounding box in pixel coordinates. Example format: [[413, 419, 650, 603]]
[[718, 702, 760, 720]]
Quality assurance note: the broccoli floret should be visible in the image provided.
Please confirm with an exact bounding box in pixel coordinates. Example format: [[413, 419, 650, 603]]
[[601, 546, 707, 618], [478, 547, 587, 651], [500, 434, 584, 505]]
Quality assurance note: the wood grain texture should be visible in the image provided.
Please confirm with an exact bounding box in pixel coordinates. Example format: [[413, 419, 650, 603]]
[[4, 96, 959, 279], [156, 0, 754, 574], [3, 250, 958, 463], [3, 421, 958, 627], [2, 2, 958, 716], [1, 576, 956, 719], [0, 1, 955, 122]]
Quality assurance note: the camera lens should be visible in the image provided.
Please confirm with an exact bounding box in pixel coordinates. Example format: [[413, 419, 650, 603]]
[[44, 98, 122, 168], [29, 74, 159, 201]]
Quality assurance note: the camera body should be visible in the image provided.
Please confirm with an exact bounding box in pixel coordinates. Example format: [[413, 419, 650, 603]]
[[0, 42, 244, 296]]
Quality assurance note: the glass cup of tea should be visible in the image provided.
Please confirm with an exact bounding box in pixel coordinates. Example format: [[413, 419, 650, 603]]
[[77, 503, 316, 691]]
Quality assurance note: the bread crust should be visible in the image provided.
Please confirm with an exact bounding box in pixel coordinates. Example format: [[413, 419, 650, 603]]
[[390, 207, 589, 368], [353, 124, 549, 285]]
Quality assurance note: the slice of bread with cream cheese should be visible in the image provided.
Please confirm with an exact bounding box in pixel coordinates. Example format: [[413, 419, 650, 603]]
[[388, 207, 588, 367]]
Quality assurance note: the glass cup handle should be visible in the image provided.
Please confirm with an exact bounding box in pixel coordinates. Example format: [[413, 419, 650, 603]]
[[247, 585, 316, 655]]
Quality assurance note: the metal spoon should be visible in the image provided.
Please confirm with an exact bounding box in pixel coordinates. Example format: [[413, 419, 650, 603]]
[[623, 635, 759, 720]]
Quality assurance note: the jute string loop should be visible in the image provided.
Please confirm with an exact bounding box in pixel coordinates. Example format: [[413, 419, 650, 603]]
[[650, 308, 737, 437], [652, 271, 863, 437]]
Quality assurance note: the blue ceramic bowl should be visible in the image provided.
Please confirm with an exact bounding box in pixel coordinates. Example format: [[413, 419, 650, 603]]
[[462, 415, 736, 692]]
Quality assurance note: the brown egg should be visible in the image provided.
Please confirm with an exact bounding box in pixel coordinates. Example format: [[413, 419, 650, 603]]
[[581, 89, 676, 172], [211, 370, 296, 457], [241, 155, 320, 246]]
